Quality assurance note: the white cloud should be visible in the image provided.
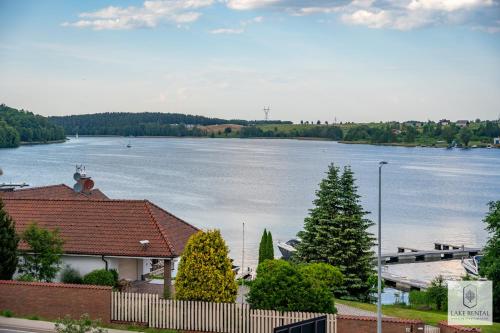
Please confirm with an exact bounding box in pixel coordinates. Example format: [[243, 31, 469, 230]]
[[342, 9, 392, 28], [209, 28, 245, 34], [62, 0, 213, 30], [407, 0, 493, 12], [226, 0, 281, 10], [210, 16, 263, 34]]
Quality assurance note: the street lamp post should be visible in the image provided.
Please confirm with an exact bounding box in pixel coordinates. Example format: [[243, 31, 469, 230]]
[[378, 161, 388, 333]]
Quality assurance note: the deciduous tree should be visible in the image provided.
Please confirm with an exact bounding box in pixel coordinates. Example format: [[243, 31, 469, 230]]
[[479, 201, 500, 321], [18, 223, 64, 282]]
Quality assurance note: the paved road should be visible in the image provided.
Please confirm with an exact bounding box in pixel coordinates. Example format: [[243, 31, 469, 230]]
[[0, 327, 50, 333]]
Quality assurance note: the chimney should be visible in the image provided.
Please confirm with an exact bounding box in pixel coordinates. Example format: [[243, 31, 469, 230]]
[[72, 165, 95, 194]]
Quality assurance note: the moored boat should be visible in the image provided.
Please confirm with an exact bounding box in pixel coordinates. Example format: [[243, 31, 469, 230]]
[[461, 255, 482, 276], [277, 238, 300, 260]]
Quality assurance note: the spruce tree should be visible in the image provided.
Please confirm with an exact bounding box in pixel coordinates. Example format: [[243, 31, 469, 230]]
[[266, 230, 274, 260], [0, 199, 19, 280], [295, 163, 375, 300], [258, 229, 268, 264]]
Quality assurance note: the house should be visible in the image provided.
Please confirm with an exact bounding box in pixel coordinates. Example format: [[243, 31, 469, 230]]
[[455, 120, 469, 128], [392, 129, 402, 135], [494, 137, 500, 145], [438, 119, 450, 126], [1, 183, 198, 295]]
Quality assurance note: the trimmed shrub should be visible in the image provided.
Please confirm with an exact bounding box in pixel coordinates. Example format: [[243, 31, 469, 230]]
[[176, 230, 237, 302], [247, 259, 339, 313], [61, 266, 83, 284], [1, 309, 13, 317], [109, 268, 119, 287], [83, 269, 115, 286]]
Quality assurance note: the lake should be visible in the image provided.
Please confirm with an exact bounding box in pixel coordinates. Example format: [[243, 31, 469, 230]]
[[1, 137, 499, 282]]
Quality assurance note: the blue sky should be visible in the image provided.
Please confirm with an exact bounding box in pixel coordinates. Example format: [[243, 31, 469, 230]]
[[1, 0, 499, 122]]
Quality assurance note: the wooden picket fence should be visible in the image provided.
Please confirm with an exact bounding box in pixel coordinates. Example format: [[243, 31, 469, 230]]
[[112, 292, 336, 333]]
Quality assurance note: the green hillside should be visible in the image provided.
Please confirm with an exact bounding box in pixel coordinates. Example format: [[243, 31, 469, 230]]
[[0, 104, 65, 148]]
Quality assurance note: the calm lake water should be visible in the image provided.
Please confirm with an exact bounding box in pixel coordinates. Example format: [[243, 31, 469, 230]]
[[1, 137, 499, 283]]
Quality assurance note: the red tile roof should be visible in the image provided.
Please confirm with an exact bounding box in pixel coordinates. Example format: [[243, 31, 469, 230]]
[[2, 198, 199, 258], [0, 184, 109, 200]]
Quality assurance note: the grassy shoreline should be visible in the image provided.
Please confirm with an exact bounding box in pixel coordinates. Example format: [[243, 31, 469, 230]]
[[335, 300, 499, 332]]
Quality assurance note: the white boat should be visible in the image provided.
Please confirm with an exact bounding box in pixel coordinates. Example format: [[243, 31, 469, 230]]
[[277, 238, 300, 260], [461, 255, 482, 276]]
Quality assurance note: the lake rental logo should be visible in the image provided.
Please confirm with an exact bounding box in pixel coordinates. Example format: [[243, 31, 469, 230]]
[[448, 281, 492, 325]]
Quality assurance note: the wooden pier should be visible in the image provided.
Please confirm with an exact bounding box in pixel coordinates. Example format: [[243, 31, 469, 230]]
[[375, 243, 482, 265], [381, 271, 429, 291]]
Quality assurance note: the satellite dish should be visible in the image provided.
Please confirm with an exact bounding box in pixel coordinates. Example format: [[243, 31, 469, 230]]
[[83, 178, 94, 191], [73, 182, 83, 193], [73, 172, 81, 181]]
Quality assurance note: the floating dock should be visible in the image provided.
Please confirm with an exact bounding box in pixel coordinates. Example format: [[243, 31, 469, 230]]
[[374, 243, 482, 265], [381, 271, 429, 291]]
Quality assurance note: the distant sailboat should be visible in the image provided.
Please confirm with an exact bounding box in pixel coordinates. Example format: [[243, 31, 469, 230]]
[[76, 132, 79, 140], [127, 138, 132, 148]]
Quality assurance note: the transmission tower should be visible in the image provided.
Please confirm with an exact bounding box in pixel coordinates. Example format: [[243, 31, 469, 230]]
[[263, 106, 271, 121]]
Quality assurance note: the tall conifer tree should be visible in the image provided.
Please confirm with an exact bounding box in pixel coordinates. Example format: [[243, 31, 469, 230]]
[[0, 199, 19, 280], [258, 229, 268, 264], [295, 163, 375, 300], [266, 231, 274, 261]]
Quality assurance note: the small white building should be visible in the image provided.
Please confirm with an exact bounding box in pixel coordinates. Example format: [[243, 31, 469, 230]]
[[494, 137, 500, 145]]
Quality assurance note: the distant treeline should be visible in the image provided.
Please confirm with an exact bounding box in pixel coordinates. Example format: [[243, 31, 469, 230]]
[[49, 112, 292, 136], [342, 120, 500, 146], [0, 104, 65, 148], [239, 125, 343, 140]]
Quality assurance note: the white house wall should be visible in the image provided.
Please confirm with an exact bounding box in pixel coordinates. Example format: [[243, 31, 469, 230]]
[[57, 255, 120, 281]]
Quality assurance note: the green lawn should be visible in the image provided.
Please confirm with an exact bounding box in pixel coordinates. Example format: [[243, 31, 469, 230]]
[[335, 300, 500, 333]]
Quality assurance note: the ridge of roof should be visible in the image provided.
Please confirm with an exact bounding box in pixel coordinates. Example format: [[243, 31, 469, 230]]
[[143, 201, 176, 255], [1, 198, 145, 203]]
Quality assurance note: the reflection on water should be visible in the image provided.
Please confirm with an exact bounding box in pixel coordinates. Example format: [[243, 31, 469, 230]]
[[2, 137, 499, 280]]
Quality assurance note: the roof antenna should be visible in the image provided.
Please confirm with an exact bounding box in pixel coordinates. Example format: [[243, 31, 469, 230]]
[[73, 165, 94, 193]]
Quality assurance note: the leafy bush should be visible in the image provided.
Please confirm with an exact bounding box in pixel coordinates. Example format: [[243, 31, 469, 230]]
[[1, 309, 13, 317], [409, 276, 448, 311], [409, 290, 431, 310], [16, 273, 35, 282], [55, 314, 107, 333], [109, 269, 119, 287], [297, 262, 343, 294], [427, 275, 448, 311], [83, 269, 115, 286], [247, 259, 339, 313], [61, 266, 83, 284]]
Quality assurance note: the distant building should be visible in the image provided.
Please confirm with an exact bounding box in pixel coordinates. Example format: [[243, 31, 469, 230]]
[[392, 129, 402, 135], [438, 119, 450, 126], [456, 120, 469, 128], [494, 137, 500, 145]]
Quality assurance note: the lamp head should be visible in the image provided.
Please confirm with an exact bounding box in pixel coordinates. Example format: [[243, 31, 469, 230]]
[[379, 161, 388, 166]]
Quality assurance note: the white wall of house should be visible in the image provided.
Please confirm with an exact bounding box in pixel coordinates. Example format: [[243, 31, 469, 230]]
[[57, 255, 151, 282]]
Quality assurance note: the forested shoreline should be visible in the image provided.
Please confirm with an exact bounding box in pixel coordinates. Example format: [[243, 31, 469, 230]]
[[49, 112, 291, 136], [0, 104, 65, 148]]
